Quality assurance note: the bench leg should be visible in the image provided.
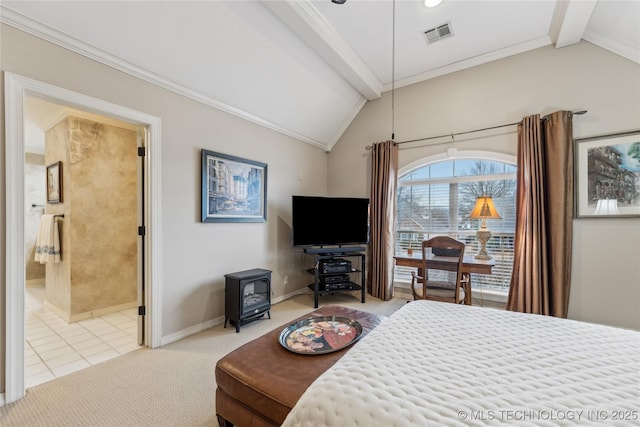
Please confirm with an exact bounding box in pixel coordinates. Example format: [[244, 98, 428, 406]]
[[217, 414, 233, 427]]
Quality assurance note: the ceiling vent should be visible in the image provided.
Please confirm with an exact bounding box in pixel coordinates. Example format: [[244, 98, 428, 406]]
[[423, 22, 453, 45]]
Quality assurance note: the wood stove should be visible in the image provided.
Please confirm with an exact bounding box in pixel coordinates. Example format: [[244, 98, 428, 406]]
[[224, 268, 271, 332]]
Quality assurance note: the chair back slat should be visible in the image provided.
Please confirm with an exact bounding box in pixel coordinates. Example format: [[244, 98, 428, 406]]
[[411, 236, 466, 304]]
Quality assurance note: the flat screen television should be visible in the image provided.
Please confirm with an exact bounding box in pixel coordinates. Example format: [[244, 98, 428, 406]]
[[292, 195, 369, 247]]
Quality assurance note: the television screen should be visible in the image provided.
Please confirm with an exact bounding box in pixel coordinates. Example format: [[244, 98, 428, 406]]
[[292, 196, 369, 247]]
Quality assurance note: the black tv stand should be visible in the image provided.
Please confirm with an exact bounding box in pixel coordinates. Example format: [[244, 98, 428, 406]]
[[303, 247, 366, 308], [303, 245, 366, 254]]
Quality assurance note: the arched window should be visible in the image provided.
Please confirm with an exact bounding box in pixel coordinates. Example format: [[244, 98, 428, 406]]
[[395, 151, 516, 295]]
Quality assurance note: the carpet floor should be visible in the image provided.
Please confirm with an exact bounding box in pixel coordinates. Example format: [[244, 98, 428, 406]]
[[1, 292, 406, 426]]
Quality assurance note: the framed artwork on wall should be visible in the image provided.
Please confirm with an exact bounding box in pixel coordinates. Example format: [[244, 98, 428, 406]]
[[574, 130, 640, 218], [201, 150, 267, 223], [46, 161, 63, 204]]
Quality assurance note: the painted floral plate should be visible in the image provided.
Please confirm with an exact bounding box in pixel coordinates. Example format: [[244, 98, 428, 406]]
[[278, 316, 363, 355]]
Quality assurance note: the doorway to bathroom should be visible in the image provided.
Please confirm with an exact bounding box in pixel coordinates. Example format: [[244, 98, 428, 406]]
[[23, 96, 143, 388], [5, 72, 163, 404]]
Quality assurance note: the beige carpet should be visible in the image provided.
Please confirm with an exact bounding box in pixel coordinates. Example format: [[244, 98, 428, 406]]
[[0, 293, 406, 426]]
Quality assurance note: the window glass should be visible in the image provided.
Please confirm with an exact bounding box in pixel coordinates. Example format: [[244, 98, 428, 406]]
[[396, 156, 516, 293], [399, 165, 430, 181], [429, 161, 453, 178], [452, 159, 476, 176]]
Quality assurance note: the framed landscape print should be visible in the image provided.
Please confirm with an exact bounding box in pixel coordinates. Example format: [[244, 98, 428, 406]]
[[574, 130, 640, 218], [201, 150, 267, 223], [46, 161, 62, 204]]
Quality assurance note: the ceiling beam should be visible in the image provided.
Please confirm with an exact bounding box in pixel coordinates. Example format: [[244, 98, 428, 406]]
[[550, 0, 598, 48], [262, 0, 382, 100]]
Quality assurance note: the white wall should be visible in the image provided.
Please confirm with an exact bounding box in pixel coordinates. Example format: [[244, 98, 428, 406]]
[[329, 42, 640, 330], [0, 22, 328, 377]]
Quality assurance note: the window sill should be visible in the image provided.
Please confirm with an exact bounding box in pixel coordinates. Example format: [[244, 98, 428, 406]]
[[394, 281, 508, 307], [473, 288, 508, 303]]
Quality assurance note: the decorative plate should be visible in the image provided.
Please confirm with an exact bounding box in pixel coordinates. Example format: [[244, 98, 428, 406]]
[[278, 316, 363, 355]]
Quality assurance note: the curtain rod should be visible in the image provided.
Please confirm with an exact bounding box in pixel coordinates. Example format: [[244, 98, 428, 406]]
[[365, 110, 587, 150]]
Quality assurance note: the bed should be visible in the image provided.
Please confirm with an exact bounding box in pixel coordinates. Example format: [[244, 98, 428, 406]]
[[282, 300, 640, 426]]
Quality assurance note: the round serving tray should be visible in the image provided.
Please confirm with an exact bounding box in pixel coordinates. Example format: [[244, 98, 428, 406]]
[[278, 316, 363, 355]]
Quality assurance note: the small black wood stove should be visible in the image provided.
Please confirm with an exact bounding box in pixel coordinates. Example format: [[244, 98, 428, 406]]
[[224, 268, 271, 333]]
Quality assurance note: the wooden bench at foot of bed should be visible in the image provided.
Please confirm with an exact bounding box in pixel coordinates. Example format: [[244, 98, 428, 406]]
[[215, 305, 385, 427]]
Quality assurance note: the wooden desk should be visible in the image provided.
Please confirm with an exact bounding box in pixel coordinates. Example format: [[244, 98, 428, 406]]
[[394, 253, 494, 274], [394, 253, 494, 305]]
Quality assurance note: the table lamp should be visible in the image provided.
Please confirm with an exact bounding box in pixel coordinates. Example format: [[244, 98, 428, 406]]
[[469, 196, 501, 260]]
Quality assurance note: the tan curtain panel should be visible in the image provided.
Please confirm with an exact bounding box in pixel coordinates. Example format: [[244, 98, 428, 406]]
[[507, 111, 573, 317], [367, 140, 398, 301]]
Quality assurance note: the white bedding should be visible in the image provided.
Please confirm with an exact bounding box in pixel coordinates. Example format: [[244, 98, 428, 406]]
[[282, 300, 640, 426]]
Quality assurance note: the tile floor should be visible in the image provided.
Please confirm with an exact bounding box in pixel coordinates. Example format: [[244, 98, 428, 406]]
[[25, 285, 142, 388]]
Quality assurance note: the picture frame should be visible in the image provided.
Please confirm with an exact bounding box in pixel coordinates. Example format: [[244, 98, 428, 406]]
[[201, 150, 267, 223], [46, 161, 63, 204], [574, 130, 640, 218]]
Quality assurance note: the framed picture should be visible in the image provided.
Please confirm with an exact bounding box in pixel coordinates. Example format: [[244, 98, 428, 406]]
[[46, 161, 63, 204], [574, 130, 640, 218], [201, 150, 267, 223]]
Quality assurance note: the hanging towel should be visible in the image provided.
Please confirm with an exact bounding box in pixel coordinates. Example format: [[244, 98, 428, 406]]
[[35, 214, 61, 264]]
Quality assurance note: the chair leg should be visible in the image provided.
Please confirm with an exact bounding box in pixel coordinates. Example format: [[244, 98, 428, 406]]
[[463, 274, 472, 305]]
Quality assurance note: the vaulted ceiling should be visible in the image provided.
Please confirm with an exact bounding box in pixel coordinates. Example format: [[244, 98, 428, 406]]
[[2, 1, 639, 152]]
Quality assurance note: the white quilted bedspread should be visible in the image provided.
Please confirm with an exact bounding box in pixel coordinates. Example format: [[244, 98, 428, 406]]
[[282, 300, 640, 426]]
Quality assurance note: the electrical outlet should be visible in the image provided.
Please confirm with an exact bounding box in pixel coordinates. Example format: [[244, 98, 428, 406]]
[[284, 276, 289, 285]]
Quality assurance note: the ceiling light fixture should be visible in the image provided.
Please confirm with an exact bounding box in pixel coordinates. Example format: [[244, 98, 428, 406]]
[[424, 0, 443, 8], [331, 0, 347, 4]]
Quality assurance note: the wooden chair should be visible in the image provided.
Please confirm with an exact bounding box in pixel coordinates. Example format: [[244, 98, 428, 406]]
[[410, 236, 466, 304]]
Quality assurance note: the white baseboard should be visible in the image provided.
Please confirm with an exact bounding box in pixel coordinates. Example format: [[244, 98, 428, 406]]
[[272, 287, 308, 305], [160, 315, 224, 347], [159, 288, 308, 347], [0, 392, 5, 407]]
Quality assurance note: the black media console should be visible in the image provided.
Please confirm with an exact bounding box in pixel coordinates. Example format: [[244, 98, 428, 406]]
[[304, 247, 366, 308]]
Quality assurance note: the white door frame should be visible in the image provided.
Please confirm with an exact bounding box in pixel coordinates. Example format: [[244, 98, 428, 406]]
[[4, 72, 163, 404]]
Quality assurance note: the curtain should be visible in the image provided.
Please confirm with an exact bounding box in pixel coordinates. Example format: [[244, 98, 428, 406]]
[[507, 111, 574, 317], [367, 140, 398, 301]]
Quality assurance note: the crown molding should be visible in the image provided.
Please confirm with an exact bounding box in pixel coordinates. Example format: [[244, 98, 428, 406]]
[[583, 32, 640, 64], [387, 36, 553, 91], [0, 5, 332, 151]]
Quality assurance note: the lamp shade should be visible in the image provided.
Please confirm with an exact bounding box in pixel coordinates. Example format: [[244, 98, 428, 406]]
[[594, 199, 620, 215], [469, 196, 502, 220]]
